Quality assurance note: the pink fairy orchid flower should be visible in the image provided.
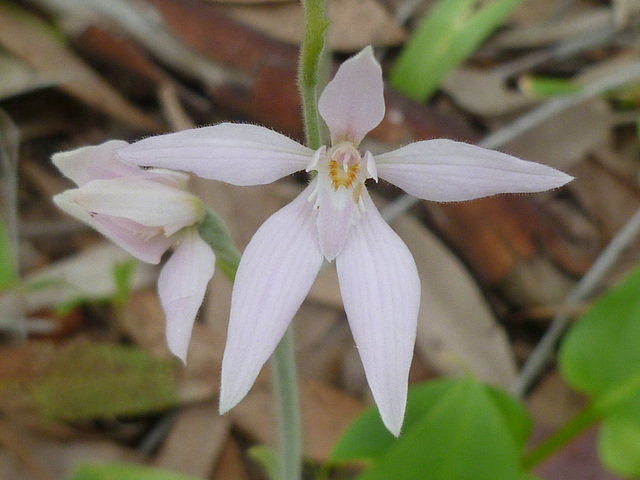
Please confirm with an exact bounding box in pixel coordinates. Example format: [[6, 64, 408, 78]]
[[52, 140, 215, 362], [116, 46, 572, 435]]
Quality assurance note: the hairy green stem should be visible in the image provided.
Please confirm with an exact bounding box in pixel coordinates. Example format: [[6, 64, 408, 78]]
[[299, 0, 331, 150], [272, 329, 303, 480], [199, 209, 303, 479]]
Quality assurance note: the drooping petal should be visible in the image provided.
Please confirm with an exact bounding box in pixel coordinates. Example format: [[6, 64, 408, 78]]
[[117, 123, 314, 186], [53, 191, 172, 263], [314, 179, 357, 261], [219, 187, 324, 413], [336, 190, 420, 436], [375, 139, 573, 202], [158, 230, 216, 362], [318, 46, 385, 146], [73, 178, 204, 235]]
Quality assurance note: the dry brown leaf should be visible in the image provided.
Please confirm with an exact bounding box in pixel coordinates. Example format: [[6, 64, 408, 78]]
[[569, 158, 640, 242], [500, 99, 612, 171], [230, 379, 363, 462], [218, 0, 406, 51], [0, 53, 59, 100], [211, 437, 251, 480], [391, 210, 518, 388], [123, 290, 224, 403], [442, 67, 539, 116], [0, 422, 143, 480], [0, 2, 161, 131], [153, 402, 230, 477], [22, 243, 158, 313], [492, 7, 613, 49]]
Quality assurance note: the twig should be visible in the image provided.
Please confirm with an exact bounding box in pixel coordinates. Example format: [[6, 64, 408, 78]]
[[510, 206, 640, 397]]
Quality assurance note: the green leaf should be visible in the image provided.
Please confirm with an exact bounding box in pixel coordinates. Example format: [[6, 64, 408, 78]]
[[248, 445, 282, 480], [518, 76, 582, 98], [559, 263, 640, 477], [389, 0, 524, 102], [70, 462, 204, 480], [330, 378, 533, 480], [33, 342, 179, 421], [0, 108, 19, 289], [0, 217, 17, 289], [112, 260, 136, 307]]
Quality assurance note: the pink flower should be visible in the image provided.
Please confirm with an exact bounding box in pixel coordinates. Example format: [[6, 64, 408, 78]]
[[117, 47, 572, 435], [53, 140, 215, 362]]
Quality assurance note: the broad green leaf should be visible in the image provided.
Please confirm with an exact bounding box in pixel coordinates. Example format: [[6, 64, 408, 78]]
[[559, 263, 640, 477], [559, 264, 640, 395], [33, 342, 178, 421], [70, 462, 203, 480], [331, 378, 533, 480], [389, 0, 524, 102]]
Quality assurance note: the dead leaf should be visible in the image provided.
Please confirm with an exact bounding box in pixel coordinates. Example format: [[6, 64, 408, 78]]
[[500, 100, 612, 171], [0, 422, 143, 480], [569, 158, 640, 242], [22, 243, 158, 313], [219, 0, 406, 51], [391, 210, 518, 388], [230, 379, 363, 462], [0, 2, 161, 131], [211, 437, 251, 480], [443, 67, 540, 116], [492, 7, 614, 49], [0, 53, 59, 100], [153, 402, 230, 477], [122, 290, 224, 404]]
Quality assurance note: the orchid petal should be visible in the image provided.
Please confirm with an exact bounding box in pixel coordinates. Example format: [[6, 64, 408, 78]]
[[158, 230, 216, 362], [318, 46, 385, 145], [52, 140, 189, 187], [315, 180, 356, 261], [375, 139, 573, 202], [219, 187, 324, 413], [73, 178, 203, 235], [117, 124, 314, 186], [53, 191, 172, 263], [336, 190, 420, 436]]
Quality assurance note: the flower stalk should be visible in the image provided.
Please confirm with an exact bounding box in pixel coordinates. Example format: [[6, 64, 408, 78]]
[[298, 0, 331, 150], [272, 329, 303, 480]]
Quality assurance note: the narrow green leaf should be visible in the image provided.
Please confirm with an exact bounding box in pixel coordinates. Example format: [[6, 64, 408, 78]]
[[559, 262, 640, 476], [0, 217, 17, 289], [70, 462, 204, 480], [112, 260, 136, 307], [33, 342, 178, 421], [518, 76, 582, 98], [389, 0, 523, 102], [330, 378, 533, 480], [0, 108, 19, 289]]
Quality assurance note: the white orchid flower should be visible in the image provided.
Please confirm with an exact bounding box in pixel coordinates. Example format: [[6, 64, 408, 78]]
[[52, 140, 215, 362], [116, 46, 572, 435]]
